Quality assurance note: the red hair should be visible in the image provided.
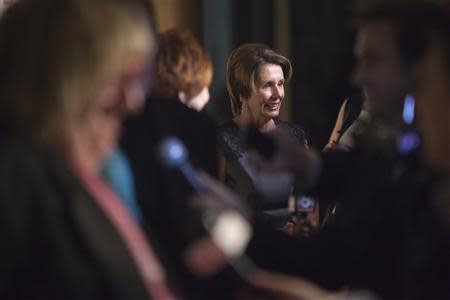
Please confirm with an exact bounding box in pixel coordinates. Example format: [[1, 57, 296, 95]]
[[151, 28, 212, 101]]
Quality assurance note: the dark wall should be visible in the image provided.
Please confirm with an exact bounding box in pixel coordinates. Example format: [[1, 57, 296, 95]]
[[291, 0, 356, 148], [233, 0, 274, 47]]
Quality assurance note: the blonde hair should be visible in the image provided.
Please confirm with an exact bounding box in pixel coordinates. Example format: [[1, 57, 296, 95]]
[[226, 43, 292, 116], [0, 0, 155, 148]]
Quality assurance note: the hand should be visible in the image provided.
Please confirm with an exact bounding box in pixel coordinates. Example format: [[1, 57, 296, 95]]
[[185, 171, 253, 277], [247, 127, 322, 189], [281, 214, 319, 238]]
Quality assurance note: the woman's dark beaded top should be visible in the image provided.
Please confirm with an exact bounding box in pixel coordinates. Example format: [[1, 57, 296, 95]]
[[217, 119, 308, 161]]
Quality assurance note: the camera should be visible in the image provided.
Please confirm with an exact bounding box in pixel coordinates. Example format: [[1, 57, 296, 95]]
[[295, 196, 316, 213]]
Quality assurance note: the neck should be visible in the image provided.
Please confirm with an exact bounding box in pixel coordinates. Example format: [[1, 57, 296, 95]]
[[233, 111, 276, 132], [65, 129, 104, 175]]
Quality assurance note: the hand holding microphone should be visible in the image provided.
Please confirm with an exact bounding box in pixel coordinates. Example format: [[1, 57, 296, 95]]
[[158, 137, 207, 194]]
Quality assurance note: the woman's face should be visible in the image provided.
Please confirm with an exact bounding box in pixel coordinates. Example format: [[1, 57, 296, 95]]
[[77, 57, 152, 167], [245, 63, 285, 124], [352, 21, 412, 120]]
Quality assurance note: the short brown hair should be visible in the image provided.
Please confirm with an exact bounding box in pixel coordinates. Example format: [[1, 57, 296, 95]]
[[151, 28, 213, 101], [356, 1, 450, 68], [226, 43, 292, 116]]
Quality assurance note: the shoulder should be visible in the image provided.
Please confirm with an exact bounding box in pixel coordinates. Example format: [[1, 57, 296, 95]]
[[217, 120, 239, 138], [217, 121, 246, 161], [0, 139, 58, 230], [0, 138, 79, 198], [276, 119, 308, 147], [0, 139, 44, 177]]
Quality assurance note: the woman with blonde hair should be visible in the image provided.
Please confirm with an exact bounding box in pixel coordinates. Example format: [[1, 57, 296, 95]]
[[0, 0, 179, 299]]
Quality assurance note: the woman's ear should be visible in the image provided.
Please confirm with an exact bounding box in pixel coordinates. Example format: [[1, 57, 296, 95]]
[[240, 96, 248, 112]]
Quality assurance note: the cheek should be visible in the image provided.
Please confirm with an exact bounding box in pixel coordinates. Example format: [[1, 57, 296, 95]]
[[258, 96, 270, 110], [87, 112, 122, 155], [247, 94, 261, 107], [380, 66, 409, 87], [370, 71, 402, 96], [258, 91, 272, 103], [365, 64, 394, 83], [125, 82, 146, 114]]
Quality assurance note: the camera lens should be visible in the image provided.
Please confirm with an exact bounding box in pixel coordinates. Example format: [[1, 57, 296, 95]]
[[297, 196, 315, 211]]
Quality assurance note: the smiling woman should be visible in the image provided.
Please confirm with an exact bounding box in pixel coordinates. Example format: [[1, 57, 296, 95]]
[[217, 43, 309, 229], [245, 63, 286, 128]]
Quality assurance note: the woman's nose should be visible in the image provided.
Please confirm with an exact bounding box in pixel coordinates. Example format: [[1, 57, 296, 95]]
[[273, 85, 283, 98]]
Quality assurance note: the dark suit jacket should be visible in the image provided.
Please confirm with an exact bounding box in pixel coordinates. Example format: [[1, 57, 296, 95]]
[[0, 139, 155, 299], [122, 96, 218, 251], [121, 97, 244, 299]]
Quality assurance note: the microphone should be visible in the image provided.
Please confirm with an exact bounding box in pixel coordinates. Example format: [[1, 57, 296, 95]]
[[157, 137, 256, 278], [157, 137, 207, 194]]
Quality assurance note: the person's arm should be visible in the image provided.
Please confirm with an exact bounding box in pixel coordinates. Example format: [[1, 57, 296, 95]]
[[217, 152, 227, 183], [323, 99, 348, 152]]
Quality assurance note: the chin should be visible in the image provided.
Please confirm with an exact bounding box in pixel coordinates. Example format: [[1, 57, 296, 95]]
[[98, 139, 118, 161], [264, 110, 280, 119]]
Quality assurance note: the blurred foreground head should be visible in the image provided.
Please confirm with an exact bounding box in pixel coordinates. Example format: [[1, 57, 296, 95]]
[[0, 0, 155, 166], [151, 27, 212, 111], [353, 1, 446, 122]]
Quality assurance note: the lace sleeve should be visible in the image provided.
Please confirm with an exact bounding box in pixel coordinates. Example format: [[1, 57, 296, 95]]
[[217, 121, 247, 161], [277, 120, 309, 148]]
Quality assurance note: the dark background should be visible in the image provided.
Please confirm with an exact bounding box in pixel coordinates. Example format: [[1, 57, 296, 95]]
[[153, 0, 360, 148]]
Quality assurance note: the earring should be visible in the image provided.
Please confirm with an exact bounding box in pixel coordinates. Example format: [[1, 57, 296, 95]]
[[240, 97, 247, 113]]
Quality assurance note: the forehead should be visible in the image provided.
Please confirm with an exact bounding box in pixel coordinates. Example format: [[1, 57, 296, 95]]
[[354, 21, 399, 57], [255, 63, 284, 82]]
